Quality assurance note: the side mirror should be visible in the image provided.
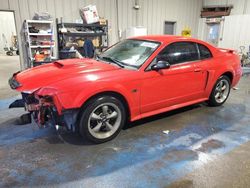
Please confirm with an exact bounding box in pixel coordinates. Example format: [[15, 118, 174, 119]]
[[151, 61, 171, 71]]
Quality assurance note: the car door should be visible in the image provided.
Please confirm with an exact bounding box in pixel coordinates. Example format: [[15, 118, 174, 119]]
[[191, 43, 213, 95], [140, 42, 208, 114]]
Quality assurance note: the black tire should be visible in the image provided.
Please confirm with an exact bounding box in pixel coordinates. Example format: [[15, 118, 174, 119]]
[[207, 75, 231, 107], [79, 95, 126, 143]]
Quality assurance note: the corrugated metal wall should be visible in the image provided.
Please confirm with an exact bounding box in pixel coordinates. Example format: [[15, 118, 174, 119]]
[[199, 0, 250, 50], [140, 0, 201, 36], [219, 15, 250, 50], [117, 0, 202, 37], [203, 0, 250, 15], [0, 0, 202, 69]]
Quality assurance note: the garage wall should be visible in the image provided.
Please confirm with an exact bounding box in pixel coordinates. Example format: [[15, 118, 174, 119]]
[[219, 15, 250, 50], [199, 0, 250, 50], [203, 0, 250, 15], [117, 0, 202, 38], [0, 0, 202, 69], [140, 0, 202, 37]]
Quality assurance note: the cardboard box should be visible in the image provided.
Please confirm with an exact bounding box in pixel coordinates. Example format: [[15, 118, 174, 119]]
[[80, 5, 99, 24]]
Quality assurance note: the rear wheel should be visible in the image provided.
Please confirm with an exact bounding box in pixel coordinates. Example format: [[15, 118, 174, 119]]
[[207, 75, 231, 106], [79, 95, 126, 143]]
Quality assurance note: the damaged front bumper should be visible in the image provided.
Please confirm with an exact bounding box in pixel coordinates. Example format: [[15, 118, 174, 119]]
[[9, 92, 79, 132], [9, 72, 79, 131]]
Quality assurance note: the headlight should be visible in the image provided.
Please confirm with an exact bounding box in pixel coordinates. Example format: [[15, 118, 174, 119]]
[[9, 77, 22, 89]]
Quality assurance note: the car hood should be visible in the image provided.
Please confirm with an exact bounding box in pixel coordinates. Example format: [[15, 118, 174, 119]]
[[15, 58, 122, 92]]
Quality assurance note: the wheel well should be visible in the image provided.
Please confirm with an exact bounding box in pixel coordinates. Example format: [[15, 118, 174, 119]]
[[222, 71, 233, 83], [79, 91, 131, 121]]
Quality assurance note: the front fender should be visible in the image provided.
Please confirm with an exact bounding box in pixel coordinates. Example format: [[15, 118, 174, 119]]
[[79, 81, 140, 120], [55, 80, 141, 120]]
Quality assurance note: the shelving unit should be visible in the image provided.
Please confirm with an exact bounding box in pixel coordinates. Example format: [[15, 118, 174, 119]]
[[61, 32, 105, 37], [24, 20, 55, 67], [30, 45, 55, 49], [56, 19, 109, 59], [28, 33, 53, 36]]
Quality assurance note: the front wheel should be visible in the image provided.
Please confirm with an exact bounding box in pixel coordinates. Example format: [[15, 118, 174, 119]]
[[207, 75, 231, 106], [79, 96, 126, 143]]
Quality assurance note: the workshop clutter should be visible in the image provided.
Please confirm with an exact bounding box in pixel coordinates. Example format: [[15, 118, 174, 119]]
[[23, 4, 108, 67], [181, 26, 192, 37], [62, 26, 105, 34], [24, 20, 55, 67], [2, 33, 19, 56], [80, 5, 100, 24], [33, 12, 52, 20], [29, 26, 52, 35], [31, 40, 54, 46], [34, 49, 51, 62], [57, 4, 108, 60]]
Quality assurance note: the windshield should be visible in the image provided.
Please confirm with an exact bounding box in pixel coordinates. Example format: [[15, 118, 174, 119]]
[[99, 39, 160, 68]]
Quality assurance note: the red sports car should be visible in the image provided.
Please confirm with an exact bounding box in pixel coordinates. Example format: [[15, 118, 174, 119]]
[[9, 35, 242, 143]]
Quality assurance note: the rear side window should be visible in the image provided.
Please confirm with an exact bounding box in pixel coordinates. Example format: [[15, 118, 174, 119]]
[[157, 42, 199, 65], [198, 44, 212, 59]]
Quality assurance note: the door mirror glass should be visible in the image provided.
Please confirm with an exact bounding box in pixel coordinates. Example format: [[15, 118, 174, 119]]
[[151, 61, 171, 71]]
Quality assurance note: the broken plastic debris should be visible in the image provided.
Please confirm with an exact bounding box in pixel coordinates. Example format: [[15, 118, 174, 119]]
[[233, 87, 239, 90], [163, 130, 170, 135], [55, 125, 60, 130]]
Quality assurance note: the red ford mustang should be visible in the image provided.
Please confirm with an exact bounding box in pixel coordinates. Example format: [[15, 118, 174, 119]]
[[9, 35, 242, 143]]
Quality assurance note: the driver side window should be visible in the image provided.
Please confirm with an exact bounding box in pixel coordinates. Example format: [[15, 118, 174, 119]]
[[157, 42, 199, 65]]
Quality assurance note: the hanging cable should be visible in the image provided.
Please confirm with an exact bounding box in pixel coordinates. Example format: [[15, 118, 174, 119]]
[[115, 0, 120, 41]]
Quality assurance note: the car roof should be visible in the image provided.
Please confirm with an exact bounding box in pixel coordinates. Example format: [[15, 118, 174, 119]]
[[130, 35, 208, 45]]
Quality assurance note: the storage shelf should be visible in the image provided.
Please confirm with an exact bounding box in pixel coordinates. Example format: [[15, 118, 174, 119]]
[[60, 32, 105, 37], [58, 22, 107, 28], [24, 19, 55, 68], [30, 45, 55, 48], [26, 20, 53, 24], [57, 20, 109, 59], [29, 33, 53, 36]]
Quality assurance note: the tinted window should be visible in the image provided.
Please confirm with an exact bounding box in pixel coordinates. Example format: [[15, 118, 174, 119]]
[[157, 42, 199, 65], [198, 44, 212, 59]]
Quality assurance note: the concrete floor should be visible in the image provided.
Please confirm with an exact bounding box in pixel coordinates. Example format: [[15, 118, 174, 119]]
[[0, 73, 250, 187], [0, 55, 21, 99]]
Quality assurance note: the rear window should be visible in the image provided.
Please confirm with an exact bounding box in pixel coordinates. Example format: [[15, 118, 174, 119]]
[[198, 44, 212, 60]]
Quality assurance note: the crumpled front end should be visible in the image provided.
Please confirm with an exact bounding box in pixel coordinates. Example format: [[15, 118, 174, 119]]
[[22, 92, 57, 126], [9, 74, 78, 131]]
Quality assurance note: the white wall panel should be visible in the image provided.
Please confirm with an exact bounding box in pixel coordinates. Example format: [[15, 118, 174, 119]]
[[37, 0, 47, 13], [219, 15, 250, 50], [198, 15, 250, 51], [0, 0, 10, 9], [28, 0, 39, 17], [141, 0, 202, 37], [62, 0, 72, 22], [197, 18, 206, 41]]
